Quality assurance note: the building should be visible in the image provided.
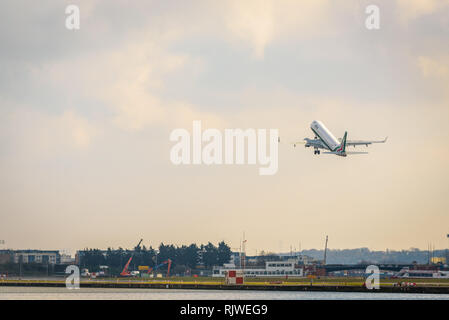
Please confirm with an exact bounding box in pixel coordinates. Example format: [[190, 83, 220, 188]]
[[13, 250, 60, 265], [0, 250, 12, 264], [60, 254, 75, 265], [277, 253, 317, 265], [431, 257, 446, 265], [213, 259, 304, 277], [230, 252, 316, 269]]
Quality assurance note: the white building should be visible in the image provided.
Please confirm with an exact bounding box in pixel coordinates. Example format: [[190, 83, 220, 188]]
[[13, 250, 60, 265], [213, 259, 303, 277], [60, 254, 75, 264]]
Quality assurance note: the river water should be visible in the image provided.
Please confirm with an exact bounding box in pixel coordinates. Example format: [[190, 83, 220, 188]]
[[1, 287, 449, 300]]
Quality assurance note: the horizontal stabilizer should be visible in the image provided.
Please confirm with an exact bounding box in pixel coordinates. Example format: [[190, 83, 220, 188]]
[[341, 136, 388, 146], [322, 151, 368, 155]]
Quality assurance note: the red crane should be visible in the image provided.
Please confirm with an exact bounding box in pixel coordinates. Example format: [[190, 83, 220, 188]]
[[120, 239, 143, 277]]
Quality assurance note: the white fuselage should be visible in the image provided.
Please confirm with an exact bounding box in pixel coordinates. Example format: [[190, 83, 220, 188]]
[[310, 120, 340, 151]]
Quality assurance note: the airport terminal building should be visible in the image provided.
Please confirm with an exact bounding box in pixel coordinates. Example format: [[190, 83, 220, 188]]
[[12, 250, 60, 265], [213, 259, 304, 277]]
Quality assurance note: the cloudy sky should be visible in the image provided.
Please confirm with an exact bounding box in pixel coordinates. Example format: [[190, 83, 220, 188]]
[[0, 0, 448, 254]]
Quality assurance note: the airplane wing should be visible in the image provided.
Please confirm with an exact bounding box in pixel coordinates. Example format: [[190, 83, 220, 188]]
[[339, 137, 388, 147], [323, 151, 369, 155], [280, 137, 326, 149], [300, 138, 327, 149], [346, 151, 369, 154], [291, 141, 308, 148]]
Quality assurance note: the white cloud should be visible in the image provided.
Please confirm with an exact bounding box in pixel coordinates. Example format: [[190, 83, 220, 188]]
[[2, 108, 97, 158], [223, 0, 333, 59], [396, 0, 449, 23], [224, 0, 275, 59], [417, 56, 449, 78], [30, 33, 222, 132], [416, 55, 449, 98], [2, 1, 449, 251]]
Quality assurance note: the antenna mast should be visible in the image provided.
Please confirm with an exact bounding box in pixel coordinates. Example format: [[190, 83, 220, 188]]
[[323, 235, 328, 265]]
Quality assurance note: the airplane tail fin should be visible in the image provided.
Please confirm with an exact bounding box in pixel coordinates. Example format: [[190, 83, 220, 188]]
[[336, 131, 347, 154]]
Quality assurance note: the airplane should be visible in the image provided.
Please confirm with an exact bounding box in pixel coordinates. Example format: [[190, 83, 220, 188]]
[[294, 120, 387, 157]]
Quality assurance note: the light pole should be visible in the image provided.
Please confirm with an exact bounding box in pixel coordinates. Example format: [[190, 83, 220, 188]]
[[19, 255, 22, 280], [446, 234, 449, 266]]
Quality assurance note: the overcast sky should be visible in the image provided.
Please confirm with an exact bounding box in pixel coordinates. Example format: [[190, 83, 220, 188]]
[[1, 0, 448, 255]]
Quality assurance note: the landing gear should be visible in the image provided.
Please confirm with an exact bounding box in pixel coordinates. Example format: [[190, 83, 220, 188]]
[[314, 149, 320, 155]]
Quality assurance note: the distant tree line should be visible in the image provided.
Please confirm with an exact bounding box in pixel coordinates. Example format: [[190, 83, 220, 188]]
[[78, 241, 232, 275], [301, 248, 449, 265]]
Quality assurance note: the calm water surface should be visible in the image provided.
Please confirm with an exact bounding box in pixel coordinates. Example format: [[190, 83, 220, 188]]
[[1, 287, 449, 300]]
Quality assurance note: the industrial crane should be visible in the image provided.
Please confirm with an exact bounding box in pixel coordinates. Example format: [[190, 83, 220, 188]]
[[148, 258, 172, 278], [120, 238, 143, 277]]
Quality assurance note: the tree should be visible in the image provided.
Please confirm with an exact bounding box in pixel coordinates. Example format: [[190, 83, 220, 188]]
[[217, 241, 232, 266], [202, 242, 219, 268], [175, 243, 199, 269], [77, 241, 233, 275], [158, 243, 176, 264]]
